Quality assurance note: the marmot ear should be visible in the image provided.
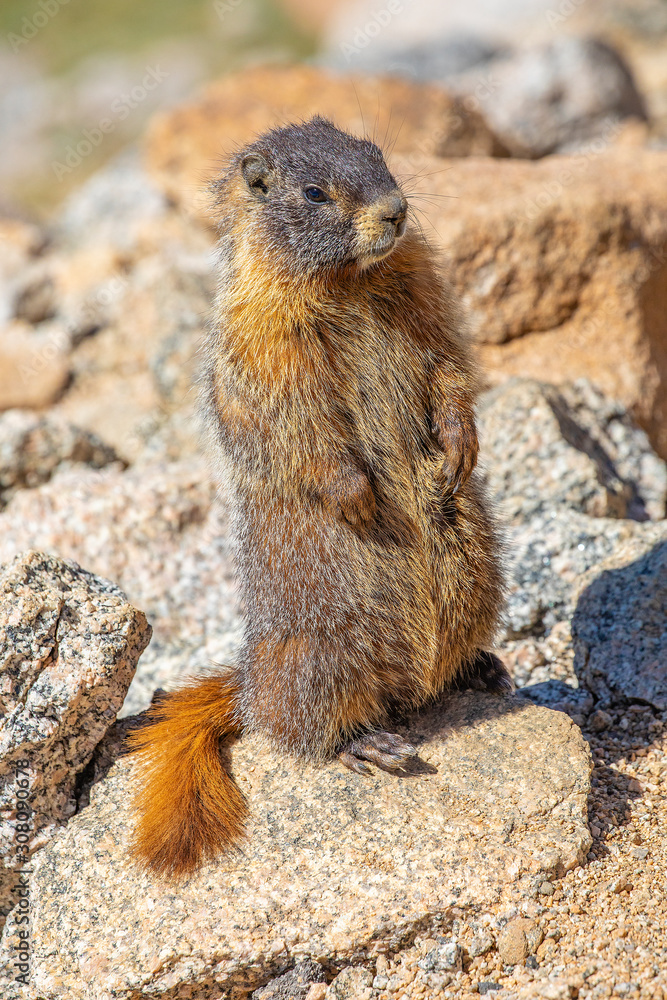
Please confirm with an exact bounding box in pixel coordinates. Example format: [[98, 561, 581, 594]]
[[242, 153, 272, 198]]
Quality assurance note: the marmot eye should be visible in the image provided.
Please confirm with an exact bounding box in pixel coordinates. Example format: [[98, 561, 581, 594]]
[[304, 185, 328, 204]]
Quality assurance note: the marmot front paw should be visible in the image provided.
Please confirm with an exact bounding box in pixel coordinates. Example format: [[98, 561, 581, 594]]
[[434, 409, 478, 494], [320, 468, 376, 528]]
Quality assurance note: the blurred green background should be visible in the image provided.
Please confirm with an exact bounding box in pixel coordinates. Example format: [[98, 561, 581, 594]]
[[0, 0, 312, 75], [0, 0, 315, 216]]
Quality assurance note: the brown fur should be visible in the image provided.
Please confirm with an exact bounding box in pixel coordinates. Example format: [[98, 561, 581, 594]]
[[129, 118, 506, 878]]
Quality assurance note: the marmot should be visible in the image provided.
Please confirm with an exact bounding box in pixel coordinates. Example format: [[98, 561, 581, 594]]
[[129, 116, 509, 879]]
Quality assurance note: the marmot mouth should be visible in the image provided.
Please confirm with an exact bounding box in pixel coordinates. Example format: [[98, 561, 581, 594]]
[[362, 235, 399, 263], [369, 244, 396, 261]]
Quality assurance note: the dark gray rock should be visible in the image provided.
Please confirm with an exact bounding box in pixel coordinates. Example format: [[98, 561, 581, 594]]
[[505, 513, 666, 639], [573, 537, 667, 710], [252, 959, 326, 999]]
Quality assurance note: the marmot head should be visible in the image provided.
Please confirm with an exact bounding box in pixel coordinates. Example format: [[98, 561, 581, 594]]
[[218, 117, 408, 275]]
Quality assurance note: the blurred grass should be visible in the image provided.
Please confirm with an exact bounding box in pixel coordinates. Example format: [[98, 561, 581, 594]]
[[1, 0, 314, 75]]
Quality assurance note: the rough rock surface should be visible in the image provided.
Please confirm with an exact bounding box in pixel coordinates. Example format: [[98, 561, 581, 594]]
[[0, 409, 122, 509], [0, 551, 151, 920], [325, 34, 504, 84], [0, 460, 237, 642], [501, 513, 667, 730], [0, 219, 47, 327], [395, 148, 667, 458], [145, 63, 509, 220], [0, 460, 242, 716], [573, 535, 667, 711], [49, 213, 214, 462], [518, 680, 594, 729], [505, 512, 667, 642], [15, 692, 590, 999], [322, 0, 559, 54], [478, 378, 667, 523], [0, 165, 213, 464], [251, 959, 326, 999], [53, 150, 168, 252]]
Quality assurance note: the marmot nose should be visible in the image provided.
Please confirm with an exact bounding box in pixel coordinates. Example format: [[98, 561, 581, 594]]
[[379, 193, 408, 230]]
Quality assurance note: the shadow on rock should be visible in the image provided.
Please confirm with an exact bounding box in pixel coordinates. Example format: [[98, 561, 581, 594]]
[[570, 540, 666, 855]]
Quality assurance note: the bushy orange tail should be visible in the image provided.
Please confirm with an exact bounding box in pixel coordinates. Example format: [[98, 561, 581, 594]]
[[126, 673, 246, 879]]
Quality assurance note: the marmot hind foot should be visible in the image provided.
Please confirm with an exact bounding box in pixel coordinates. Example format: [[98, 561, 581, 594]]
[[461, 650, 514, 694], [338, 732, 417, 774]]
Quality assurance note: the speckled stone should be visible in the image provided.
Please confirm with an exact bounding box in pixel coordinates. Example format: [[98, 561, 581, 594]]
[[0, 551, 151, 921], [572, 530, 667, 710], [478, 378, 667, 525], [0, 460, 243, 715], [21, 692, 591, 999], [0, 409, 121, 509], [505, 512, 667, 640]]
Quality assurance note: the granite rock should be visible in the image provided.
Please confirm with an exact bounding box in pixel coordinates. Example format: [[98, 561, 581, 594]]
[[0, 409, 121, 509], [0, 551, 151, 921], [252, 959, 326, 999], [505, 512, 667, 641], [325, 966, 373, 999], [53, 150, 168, 253], [323, 0, 557, 53], [478, 378, 667, 524], [503, 516, 667, 718], [14, 692, 591, 999], [0, 460, 242, 712], [12, 269, 57, 325], [0, 160, 213, 463], [518, 681, 594, 728], [0, 218, 47, 328], [49, 212, 214, 462], [326, 33, 646, 159], [324, 34, 504, 83], [572, 534, 667, 711]]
